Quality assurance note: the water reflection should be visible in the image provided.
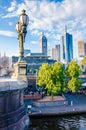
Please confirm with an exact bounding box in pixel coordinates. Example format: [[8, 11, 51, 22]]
[[28, 114, 86, 130]]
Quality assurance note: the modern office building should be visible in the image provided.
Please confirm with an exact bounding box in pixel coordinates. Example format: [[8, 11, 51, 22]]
[[60, 26, 73, 63], [78, 40, 85, 57], [24, 49, 31, 57], [49, 44, 60, 61], [39, 33, 47, 56], [78, 40, 86, 57], [84, 43, 86, 55]]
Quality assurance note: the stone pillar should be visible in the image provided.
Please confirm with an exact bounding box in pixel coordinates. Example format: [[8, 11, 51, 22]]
[[12, 61, 27, 81], [0, 78, 30, 130]]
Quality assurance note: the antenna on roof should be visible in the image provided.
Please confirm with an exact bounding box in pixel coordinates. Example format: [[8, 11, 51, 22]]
[[42, 32, 44, 36], [65, 25, 67, 33]]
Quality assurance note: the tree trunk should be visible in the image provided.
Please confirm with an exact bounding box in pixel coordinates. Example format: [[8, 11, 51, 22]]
[[50, 95, 53, 101]]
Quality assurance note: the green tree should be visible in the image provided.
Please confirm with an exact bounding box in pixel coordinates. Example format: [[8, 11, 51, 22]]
[[37, 62, 65, 99], [81, 56, 86, 66], [37, 63, 50, 87], [65, 60, 82, 92], [65, 60, 81, 78], [81, 56, 86, 72], [68, 77, 82, 92], [51, 62, 65, 94]]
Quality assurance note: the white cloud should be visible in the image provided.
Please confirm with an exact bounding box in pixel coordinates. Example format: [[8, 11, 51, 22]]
[[3, 2, 26, 18], [31, 30, 40, 36], [8, 0, 17, 12], [1, 0, 86, 57], [9, 22, 13, 26], [31, 41, 37, 44], [74, 30, 84, 43], [0, 30, 16, 37], [3, 0, 86, 32]]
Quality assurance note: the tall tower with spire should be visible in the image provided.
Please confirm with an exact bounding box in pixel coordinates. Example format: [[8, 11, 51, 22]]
[[60, 26, 73, 63], [39, 32, 47, 56]]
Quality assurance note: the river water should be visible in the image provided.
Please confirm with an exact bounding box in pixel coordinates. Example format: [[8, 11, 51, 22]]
[[28, 114, 86, 130]]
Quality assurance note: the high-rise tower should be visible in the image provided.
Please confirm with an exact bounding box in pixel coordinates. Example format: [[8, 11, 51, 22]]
[[50, 44, 60, 61], [78, 40, 84, 57], [84, 43, 86, 55], [78, 40, 86, 57], [60, 26, 73, 63], [39, 33, 47, 56]]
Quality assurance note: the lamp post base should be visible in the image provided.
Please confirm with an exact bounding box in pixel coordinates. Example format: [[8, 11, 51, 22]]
[[12, 60, 27, 81]]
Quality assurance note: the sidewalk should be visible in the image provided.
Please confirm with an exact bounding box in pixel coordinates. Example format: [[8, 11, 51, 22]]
[[28, 104, 86, 117], [27, 94, 86, 117]]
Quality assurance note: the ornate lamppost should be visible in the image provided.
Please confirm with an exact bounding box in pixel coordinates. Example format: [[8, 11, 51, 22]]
[[12, 10, 29, 81], [16, 9, 29, 61]]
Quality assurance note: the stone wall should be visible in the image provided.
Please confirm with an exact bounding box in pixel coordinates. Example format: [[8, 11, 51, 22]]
[[0, 90, 24, 114], [0, 79, 29, 130]]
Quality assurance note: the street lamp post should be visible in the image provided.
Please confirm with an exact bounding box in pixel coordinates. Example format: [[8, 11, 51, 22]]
[[16, 9, 29, 61], [12, 10, 29, 81]]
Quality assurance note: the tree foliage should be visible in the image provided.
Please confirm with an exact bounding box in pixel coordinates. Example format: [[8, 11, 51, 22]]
[[65, 60, 81, 78], [37, 63, 50, 87], [81, 56, 86, 66], [37, 62, 65, 95], [65, 60, 82, 92], [68, 77, 82, 92], [37, 61, 82, 94]]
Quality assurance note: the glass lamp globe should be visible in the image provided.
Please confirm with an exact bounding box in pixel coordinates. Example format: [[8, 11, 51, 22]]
[[16, 22, 21, 32], [19, 9, 29, 26]]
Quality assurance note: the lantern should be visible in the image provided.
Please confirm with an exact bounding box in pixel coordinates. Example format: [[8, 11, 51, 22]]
[[16, 22, 21, 32], [19, 9, 29, 26]]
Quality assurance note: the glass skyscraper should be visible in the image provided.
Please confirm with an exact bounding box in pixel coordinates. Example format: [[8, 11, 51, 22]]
[[39, 33, 47, 56], [60, 28, 73, 63]]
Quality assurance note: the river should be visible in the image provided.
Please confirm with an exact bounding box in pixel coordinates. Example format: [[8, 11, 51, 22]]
[[28, 114, 86, 130]]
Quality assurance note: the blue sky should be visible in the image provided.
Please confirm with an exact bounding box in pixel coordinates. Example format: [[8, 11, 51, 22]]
[[0, 0, 86, 58]]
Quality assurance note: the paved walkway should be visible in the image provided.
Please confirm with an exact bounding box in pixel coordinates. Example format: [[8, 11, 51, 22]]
[[27, 94, 86, 117], [29, 104, 86, 116], [64, 93, 86, 105]]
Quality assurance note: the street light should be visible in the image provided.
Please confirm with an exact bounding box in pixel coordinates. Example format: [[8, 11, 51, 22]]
[[16, 9, 29, 61]]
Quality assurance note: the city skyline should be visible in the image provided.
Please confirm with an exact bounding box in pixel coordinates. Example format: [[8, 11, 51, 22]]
[[0, 0, 86, 58]]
